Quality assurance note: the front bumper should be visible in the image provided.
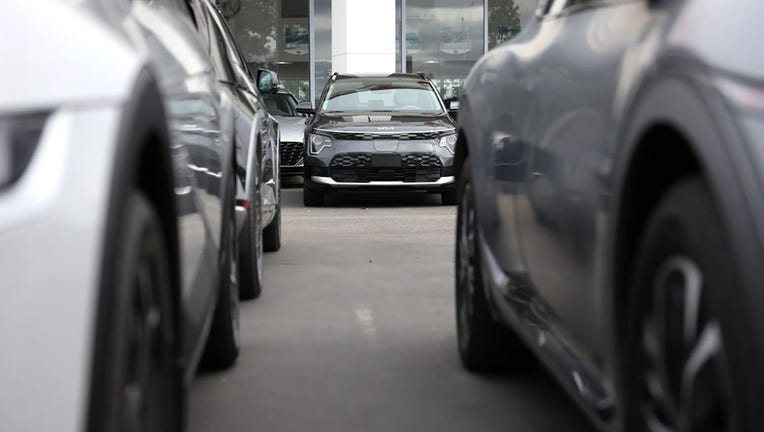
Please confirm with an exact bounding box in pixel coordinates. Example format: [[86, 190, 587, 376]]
[[304, 138, 455, 191], [311, 175, 454, 188], [281, 164, 304, 176]]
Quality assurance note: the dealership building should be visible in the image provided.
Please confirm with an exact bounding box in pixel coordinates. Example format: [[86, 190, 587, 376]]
[[216, 0, 537, 103]]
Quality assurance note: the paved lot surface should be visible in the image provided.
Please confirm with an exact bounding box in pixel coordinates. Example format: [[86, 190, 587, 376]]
[[189, 181, 595, 432]]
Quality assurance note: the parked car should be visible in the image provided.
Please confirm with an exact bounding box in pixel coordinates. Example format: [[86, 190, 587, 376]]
[[455, 1, 764, 431], [299, 73, 458, 206], [192, 0, 282, 300], [0, 0, 241, 430], [260, 85, 308, 178]]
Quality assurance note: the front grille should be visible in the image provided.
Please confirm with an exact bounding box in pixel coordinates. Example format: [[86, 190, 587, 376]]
[[328, 131, 442, 141], [401, 153, 441, 167], [280, 141, 303, 166], [330, 153, 372, 168], [329, 152, 442, 183]]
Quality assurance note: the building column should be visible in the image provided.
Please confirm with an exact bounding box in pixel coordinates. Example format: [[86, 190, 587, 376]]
[[331, 0, 395, 74]]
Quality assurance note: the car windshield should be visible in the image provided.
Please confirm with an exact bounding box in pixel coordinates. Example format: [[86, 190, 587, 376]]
[[321, 79, 444, 114], [262, 93, 300, 117]]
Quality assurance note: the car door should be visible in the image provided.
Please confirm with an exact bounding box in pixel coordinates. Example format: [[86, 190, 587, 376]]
[[514, 0, 652, 357], [130, 0, 227, 361]]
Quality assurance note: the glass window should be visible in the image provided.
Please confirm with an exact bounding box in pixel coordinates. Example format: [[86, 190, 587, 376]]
[[262, 92, 300, 116], [205, 1, 255, 88], [218, 0, 311, 100], [487, 0, 539, 50], [404, 0, 485, 101], [321, 79, 444, 114]]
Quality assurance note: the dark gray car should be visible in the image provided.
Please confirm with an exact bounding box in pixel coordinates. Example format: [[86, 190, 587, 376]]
[[300, 73, 458, 206], [455, 1, 764, 431]]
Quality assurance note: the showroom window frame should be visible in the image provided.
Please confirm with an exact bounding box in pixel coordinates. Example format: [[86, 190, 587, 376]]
[[309, 0, 316, 104], [398, 0, 489, 74]]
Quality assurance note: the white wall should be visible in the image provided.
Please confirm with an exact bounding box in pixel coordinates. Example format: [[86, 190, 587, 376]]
[[331, 0, 395, 74]]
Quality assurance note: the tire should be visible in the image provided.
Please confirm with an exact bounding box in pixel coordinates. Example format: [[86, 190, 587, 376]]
[[238, 193, 263, 300], [201, 172, 240, 369], [303, 185, 324, 207], [455, 157, 533, 372], [441, 189, 457, 205], [624, 177, 763, 432], [263, 204, 281, 252], [89, 191, 181, 432]]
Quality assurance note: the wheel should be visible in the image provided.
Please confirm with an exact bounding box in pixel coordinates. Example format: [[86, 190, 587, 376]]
[[238, 190, 263, 300], [455, 157, 533, 372], [303, 185, 324, 207], [625, 177, 762, 432], [441, 189, 457, 205], [263, 204, 281, 252], [89, 191, 181, 432], [201, 172, 240, 369]]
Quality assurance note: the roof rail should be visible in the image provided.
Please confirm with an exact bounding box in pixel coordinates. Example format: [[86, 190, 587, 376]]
[[333, 73, 361, 80], [385, 72, 433, 81]]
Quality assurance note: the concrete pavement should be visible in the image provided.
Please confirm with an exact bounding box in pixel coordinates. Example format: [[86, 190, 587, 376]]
[[188, 184, 595, 432]]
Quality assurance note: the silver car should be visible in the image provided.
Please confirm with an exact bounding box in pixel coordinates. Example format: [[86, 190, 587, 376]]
[[261, 88, 308, 178], [1, 0, 241, 430]]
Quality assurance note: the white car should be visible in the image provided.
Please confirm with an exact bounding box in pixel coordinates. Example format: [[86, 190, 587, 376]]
[[1, 0, 243, 430]]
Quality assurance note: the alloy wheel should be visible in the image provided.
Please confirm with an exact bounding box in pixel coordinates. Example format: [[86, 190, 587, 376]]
[[123, 242, 172, 432], [638, 256, 735, 432]]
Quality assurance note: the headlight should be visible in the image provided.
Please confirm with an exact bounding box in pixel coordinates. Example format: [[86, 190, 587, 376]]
[[308, 133, 332, 155], [0, 112, 49, 190], [439, 133, 457, 154]]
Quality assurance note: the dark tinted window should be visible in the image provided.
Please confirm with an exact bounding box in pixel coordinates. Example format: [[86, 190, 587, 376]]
[[203, 0, 253, 87], [262, 93, 300, 116]]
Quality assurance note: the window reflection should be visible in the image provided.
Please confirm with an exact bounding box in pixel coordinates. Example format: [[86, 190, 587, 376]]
[[217, 0, 311, 100], [487, 0, 538, 50], [405, 0, 483, 100]]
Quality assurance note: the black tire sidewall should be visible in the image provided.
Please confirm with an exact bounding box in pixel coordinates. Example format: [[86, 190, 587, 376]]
[[455, 159, 532, 372], [624, 178, 762, 431], [93, 192, 179, 432], [263, 205, 281, 252], [201, 169, 241, 369], [238, 202, 263, 299]]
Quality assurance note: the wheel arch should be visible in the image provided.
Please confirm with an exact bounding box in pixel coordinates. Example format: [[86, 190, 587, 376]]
[[610, 73, 764, 397], [612, 123, 701, 353], [87, 68, 182, 432]]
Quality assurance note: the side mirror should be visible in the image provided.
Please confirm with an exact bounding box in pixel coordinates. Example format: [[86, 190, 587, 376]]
[[256, 69, 280, 93], [296, 101, 315, 115]]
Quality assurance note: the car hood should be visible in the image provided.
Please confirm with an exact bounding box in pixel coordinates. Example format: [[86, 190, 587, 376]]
[[312, 112, 456, 134], [274, 115, 308, 142]]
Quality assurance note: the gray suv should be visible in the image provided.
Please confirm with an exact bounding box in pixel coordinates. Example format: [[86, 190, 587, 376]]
[[299, 73, 458, 206]]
